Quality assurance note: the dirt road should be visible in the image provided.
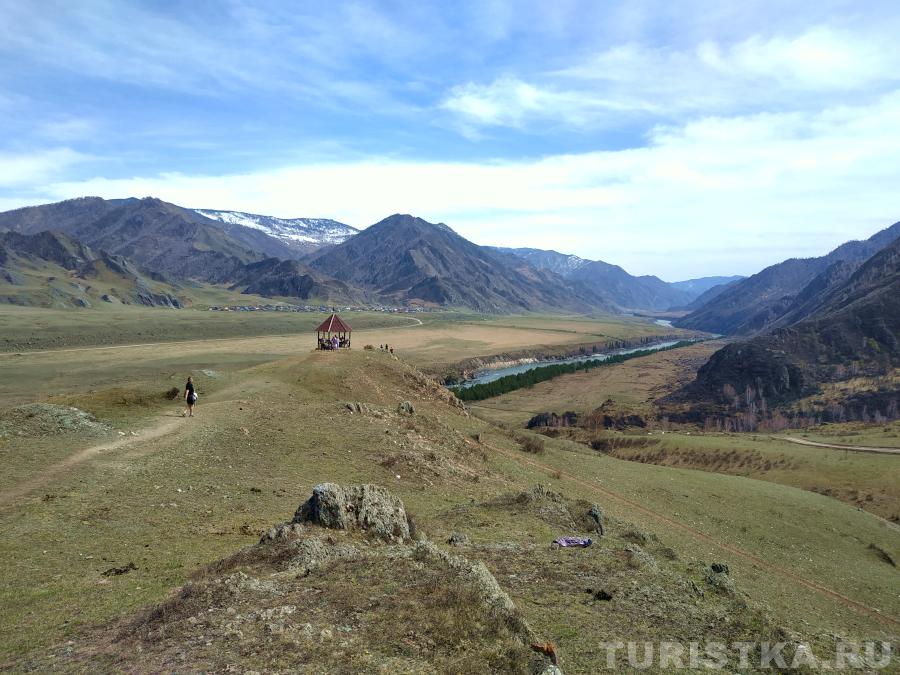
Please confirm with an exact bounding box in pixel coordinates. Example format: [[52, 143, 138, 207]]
[[780, 436, 900, 456]]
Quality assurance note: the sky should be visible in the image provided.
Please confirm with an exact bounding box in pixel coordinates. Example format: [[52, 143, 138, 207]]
[[1, 1, 899, 280]]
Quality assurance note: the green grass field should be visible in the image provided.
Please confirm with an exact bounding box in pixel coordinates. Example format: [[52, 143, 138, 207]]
[[0, 310, 897, 671]]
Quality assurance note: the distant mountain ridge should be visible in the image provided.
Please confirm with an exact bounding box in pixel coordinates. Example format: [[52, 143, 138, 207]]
[[490, 247, 589, 277], [195, 209, 358, 256], [670, 276, 743, 297], [310, 214, 614, 313], [0, 197, 357, 303], [675, 222, 900, 335], [498, 246, 742, 311], [0, 230, 182, 308], [680, 233, 900, 408]]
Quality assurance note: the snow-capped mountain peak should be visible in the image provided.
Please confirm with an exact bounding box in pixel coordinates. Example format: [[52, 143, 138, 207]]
[[195, 209, 358, 249]]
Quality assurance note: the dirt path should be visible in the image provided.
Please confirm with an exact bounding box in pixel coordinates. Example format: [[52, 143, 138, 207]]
[[480, 439, 900, 629], [780, 436, 900, 456], [0, 415, 186, 510]]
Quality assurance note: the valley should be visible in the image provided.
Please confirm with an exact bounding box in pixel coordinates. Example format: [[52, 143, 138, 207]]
[[1, 201, 898, 672], [0, 309, 897, 672]]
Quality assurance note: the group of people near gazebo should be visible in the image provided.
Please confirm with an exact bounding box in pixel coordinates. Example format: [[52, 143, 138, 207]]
[[318, 335, 348, 350], [315, 313, 352, 351]]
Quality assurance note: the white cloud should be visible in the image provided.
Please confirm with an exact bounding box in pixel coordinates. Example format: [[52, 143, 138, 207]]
[[442, 25, 900, 130], [16, 92, 897, 279], [0, 147, 90, 188]]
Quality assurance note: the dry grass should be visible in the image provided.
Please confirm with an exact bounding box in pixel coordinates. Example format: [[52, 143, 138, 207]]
[[1, 323, 898, 671], [470, 340, 722, 427]]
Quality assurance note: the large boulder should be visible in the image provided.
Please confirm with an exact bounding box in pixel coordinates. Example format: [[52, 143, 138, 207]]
[[292, 483, 411, 542]]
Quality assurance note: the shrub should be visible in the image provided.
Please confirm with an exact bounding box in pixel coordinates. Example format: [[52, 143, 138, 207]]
[[164, 387, 180, 400], [518, 434, 545, 454], [363, 344, 375, 350]]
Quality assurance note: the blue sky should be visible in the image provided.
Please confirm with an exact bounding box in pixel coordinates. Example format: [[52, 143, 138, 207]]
[[1, 0, 899, 280]]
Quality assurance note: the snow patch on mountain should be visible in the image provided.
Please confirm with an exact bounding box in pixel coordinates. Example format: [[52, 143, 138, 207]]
[[196, 209, 358, 247]]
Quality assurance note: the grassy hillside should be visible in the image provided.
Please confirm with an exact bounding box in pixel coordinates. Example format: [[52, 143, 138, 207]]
[[1, 346, 897, 671]]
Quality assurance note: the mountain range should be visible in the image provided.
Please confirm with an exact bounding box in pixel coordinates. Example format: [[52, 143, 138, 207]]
[[674, 222, 900, 335], [195, 209, 358, 256], [0, 229, 182, 308], [0, 197, 896, 340], [308, 215, 613, 312], [493, 246, 744, 311], [678, 233, 900, 410]]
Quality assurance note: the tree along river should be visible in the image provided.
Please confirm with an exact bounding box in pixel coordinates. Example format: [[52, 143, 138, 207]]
[[457, 339, 685, 389]]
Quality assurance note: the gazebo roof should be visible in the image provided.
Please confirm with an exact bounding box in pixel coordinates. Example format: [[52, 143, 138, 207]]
[[315, 313, 352, 333]]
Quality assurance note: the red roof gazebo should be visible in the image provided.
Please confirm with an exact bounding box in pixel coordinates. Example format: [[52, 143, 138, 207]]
[[315, 313, 352, 349]]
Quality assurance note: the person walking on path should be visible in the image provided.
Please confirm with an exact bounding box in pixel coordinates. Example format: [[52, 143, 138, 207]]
[[183, 376, 197, 417]]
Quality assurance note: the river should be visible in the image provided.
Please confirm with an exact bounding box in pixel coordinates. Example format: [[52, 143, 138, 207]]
[[457, 339, 684, 388]]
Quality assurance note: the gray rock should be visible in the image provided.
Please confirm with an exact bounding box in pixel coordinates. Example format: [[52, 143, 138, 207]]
[[620, 527, 651, 546], [397, 400, 415, 415], [447, 532, 470, 546], [623, 543, 657, 570], [413, 541, 520, 619], [289, 536, 361, 574], [293, 483, 411, 542], [704, 566, 736, 596]]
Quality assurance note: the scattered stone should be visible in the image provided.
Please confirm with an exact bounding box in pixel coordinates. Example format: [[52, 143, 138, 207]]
[[658, 546, 679, 560], [288, 536, 361, 575], [620, 527, 651, 546], [623, 543, 657, 570], [345, 402, 370, 414], [292, 483, 411, 542], [704, 565, 736, 596], [102, 562, 137, 577], [586, 588, 613, 601], [260, 522, 305, 543], [413, 541, 520, 620], [447, 532, 470, 547], [397, 400, 415, 415], [200, 369, 220, 378], [0, 404, 108, 438]]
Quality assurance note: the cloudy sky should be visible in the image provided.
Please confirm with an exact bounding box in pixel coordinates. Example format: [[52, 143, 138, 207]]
[[1, 1, 898, 279]]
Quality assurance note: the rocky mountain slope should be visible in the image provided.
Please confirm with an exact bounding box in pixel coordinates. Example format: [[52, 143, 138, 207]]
[[491, 247, 588, 277], [310, 214, 614, 312], [0, 230, 182, 308], [0, 198, 362, 304], [678, 235, 900, 410], [499, 247, 742, 311], [669, 275, 743, 297], [679, 277, 744, 312], [567, 260, 688, 311], [231, 258, 364, 303], [675, 221, 900, 335], [195, 209, 358, 256]]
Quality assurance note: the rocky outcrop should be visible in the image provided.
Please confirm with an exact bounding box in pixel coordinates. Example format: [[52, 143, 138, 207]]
[[292, 483, 412, 542]]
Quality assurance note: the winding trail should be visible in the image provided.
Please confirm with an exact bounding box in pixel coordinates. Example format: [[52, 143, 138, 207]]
[[779, 436, 900, 455], [479, 439, 900, 629], [0, 415, 185, 510]]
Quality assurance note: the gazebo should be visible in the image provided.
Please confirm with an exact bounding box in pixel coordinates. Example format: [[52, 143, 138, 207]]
[[315, 313, 352, 350]]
